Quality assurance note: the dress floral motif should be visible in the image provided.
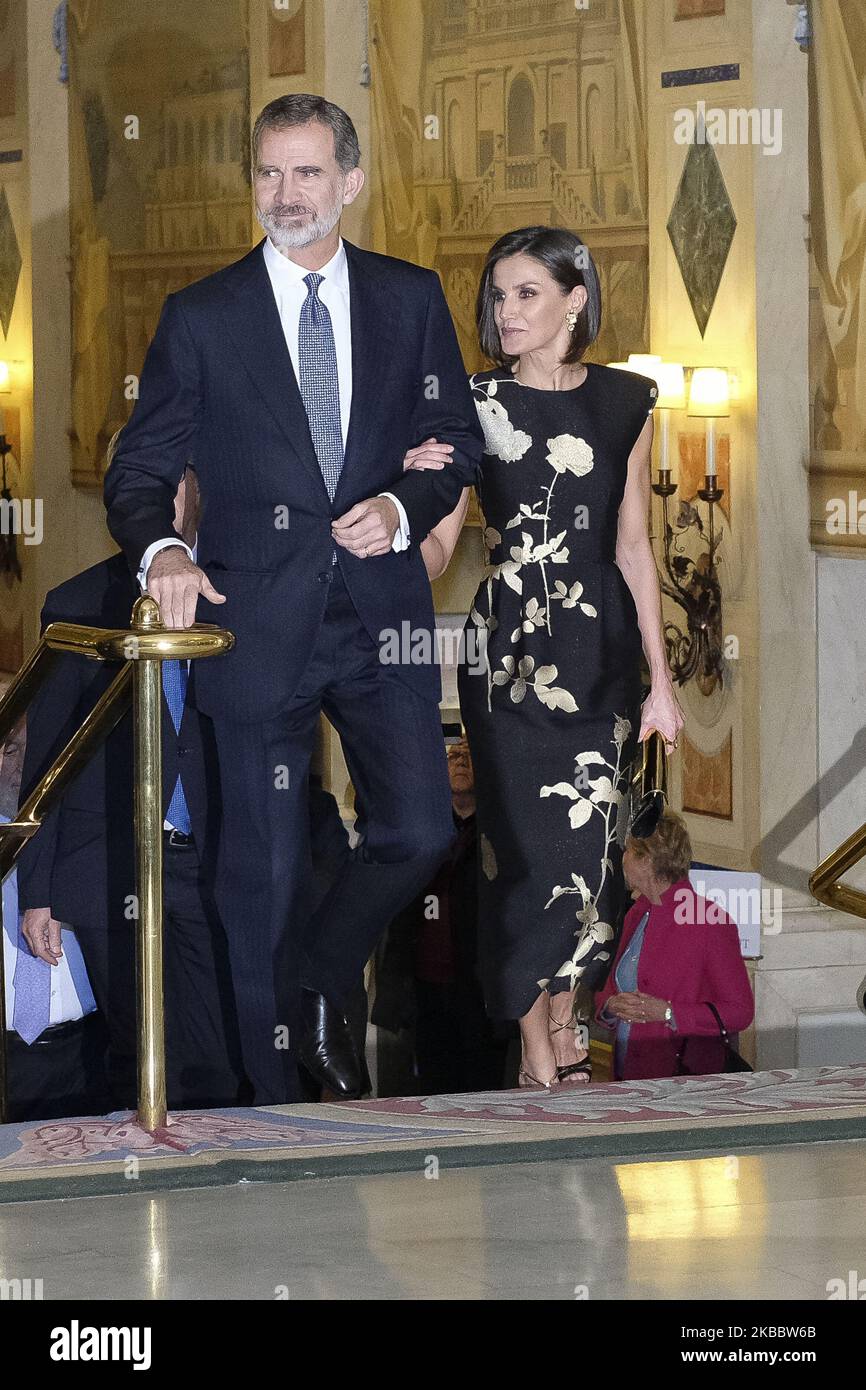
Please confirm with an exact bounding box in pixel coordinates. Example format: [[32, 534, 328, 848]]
[[458, 363, 657, 1019]]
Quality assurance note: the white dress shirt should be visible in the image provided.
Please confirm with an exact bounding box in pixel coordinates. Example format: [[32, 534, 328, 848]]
[[137, 235, 409, 586]]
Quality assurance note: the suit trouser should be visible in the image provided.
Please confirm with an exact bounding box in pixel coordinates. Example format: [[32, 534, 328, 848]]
[[74, 839, 247, 1110], [210, 563, 456, 1106], [6, 1013, 112, 1122]]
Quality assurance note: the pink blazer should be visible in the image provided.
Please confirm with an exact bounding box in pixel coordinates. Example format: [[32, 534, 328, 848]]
[[595, 878, 754, 1080]]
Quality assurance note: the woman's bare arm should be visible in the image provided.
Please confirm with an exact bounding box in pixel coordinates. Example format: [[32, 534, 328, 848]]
[[615, 414, 684, 747], [419, 488, 471, 580]]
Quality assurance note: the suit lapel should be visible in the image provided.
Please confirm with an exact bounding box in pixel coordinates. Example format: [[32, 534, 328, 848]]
[[335, 240, 402, 506], [217, 240, 329, 499]]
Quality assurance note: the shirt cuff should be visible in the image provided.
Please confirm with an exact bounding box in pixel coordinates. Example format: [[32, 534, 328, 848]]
[[138, 537, 194, 592], [378, 492, 410, 552]]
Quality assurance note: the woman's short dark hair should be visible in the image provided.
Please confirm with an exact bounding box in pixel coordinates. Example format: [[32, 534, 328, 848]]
[[476, 226, 602, 367], [251, 94, 361, 174], [627, 809, 692, 886]]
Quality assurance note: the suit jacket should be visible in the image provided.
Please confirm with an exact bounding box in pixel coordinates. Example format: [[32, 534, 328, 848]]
[[103, 237, 484, 722], [16, 552, 219, 932], [595, 879, 754, 1080]]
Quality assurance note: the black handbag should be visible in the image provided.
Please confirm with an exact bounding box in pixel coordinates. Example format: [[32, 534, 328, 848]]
[[629, 727, 667, 839], [676, 1002, 753, 1075]]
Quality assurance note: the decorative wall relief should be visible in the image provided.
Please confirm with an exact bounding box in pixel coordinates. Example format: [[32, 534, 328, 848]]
[[67, 0, 250, 486], [667, 138, 736, 338], [0, 0, 15, 118], [269, 0, 306, 77], [369, 0, 652, 379], [675, 0, 725, 19], [0, 183, 21, 340], [681, 728, 733, 820]]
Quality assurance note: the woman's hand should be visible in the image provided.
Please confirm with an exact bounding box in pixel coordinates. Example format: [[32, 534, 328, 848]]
[[613, 991, 670, 1023], [639, 678, 685, 754], [402, 437, 454, 472]]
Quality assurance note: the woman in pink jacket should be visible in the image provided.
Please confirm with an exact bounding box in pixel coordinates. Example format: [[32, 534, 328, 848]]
[[595, 811, 754, 1081]]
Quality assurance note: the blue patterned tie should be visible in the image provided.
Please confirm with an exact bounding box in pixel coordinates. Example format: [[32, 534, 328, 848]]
[[162, 659, 191, 835], [3, 819, 93, 1043], [298, 272, 343, 564], [8, 880, 51, 1044]]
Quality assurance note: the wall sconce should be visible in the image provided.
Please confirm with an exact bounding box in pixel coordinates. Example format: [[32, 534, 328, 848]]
[[646, 365, 728, 692], [609, 356, 728, 691]]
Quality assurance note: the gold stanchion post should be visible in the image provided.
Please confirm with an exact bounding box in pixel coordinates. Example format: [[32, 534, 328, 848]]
[[130, 596, 167, 1131]]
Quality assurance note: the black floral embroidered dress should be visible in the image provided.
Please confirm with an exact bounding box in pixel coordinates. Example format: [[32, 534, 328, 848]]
[[458, 363, 657, 1019]]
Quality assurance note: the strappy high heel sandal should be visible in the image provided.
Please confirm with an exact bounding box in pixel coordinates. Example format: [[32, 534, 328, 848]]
[[548, 1011, 593, 1086], [518, 1058, 560, 1090]]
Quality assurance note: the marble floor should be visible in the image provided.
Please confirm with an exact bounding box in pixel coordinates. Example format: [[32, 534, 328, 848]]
[[1, 1139, 865, 1300]]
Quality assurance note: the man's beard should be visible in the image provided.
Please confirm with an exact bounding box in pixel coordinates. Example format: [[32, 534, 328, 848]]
[[255, 191, 343, 249]]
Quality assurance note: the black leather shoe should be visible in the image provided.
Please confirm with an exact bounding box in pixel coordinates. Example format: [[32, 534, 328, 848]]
[[298, 988, 363, 1099]]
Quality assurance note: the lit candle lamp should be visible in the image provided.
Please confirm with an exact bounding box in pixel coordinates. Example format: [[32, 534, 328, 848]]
[[688, 367, 730, 481], [654, 361, 686, 485]]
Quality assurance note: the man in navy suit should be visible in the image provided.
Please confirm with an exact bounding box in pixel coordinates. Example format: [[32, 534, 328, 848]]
[[17, 470, 246, 1110], [103, 94, 484, 1104]]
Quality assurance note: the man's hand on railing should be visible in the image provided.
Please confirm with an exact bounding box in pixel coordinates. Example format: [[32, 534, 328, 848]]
[[146, 547, 226, 630], [21, 907, 63, 965]]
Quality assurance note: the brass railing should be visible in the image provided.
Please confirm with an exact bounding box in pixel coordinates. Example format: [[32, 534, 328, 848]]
[[809, 824, 866, 921], [0, 598, 233, 1129], [810, 822, 866, 1015]]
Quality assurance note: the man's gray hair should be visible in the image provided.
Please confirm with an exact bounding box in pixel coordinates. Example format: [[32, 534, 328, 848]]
[[251, 94, 361, 174]]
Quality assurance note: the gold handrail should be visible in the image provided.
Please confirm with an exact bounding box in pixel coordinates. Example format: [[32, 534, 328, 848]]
[[0, 598, 234, 1129], [809, 822, 866, 920]]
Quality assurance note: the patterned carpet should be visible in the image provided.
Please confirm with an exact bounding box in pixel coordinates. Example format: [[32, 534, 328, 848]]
[[1, 1063, 865, 1204]]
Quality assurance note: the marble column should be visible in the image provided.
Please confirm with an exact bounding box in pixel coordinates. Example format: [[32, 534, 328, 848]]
[[752, 0, 866, 1068]]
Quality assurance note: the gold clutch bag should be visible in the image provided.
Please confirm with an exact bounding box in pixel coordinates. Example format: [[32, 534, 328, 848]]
[[629, 728, 667, 839]]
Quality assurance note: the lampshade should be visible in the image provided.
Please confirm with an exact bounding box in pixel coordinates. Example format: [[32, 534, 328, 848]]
[[606, 361, 631, 371], [627, 353, 662, 380], [655, 362, 686, 410], [0, 361, 10, 391], [688, 367, 730, 417]]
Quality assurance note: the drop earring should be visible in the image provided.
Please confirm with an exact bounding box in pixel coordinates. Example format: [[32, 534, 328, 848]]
[[566, 309, 578, 332]]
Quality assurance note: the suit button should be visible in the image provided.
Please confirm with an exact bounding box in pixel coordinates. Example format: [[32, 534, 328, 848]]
[[317, 571, 332, 583], [177, 746, 187, 757]]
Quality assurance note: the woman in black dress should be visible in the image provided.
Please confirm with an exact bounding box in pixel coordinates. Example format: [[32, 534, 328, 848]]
[[402, 227, 684, 1090]]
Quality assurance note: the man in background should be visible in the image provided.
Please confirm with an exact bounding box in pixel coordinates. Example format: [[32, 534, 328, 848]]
[[374, 736, 509, 1095], [16, 469, 246, 1111], [1, 722, 109, 1121]]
